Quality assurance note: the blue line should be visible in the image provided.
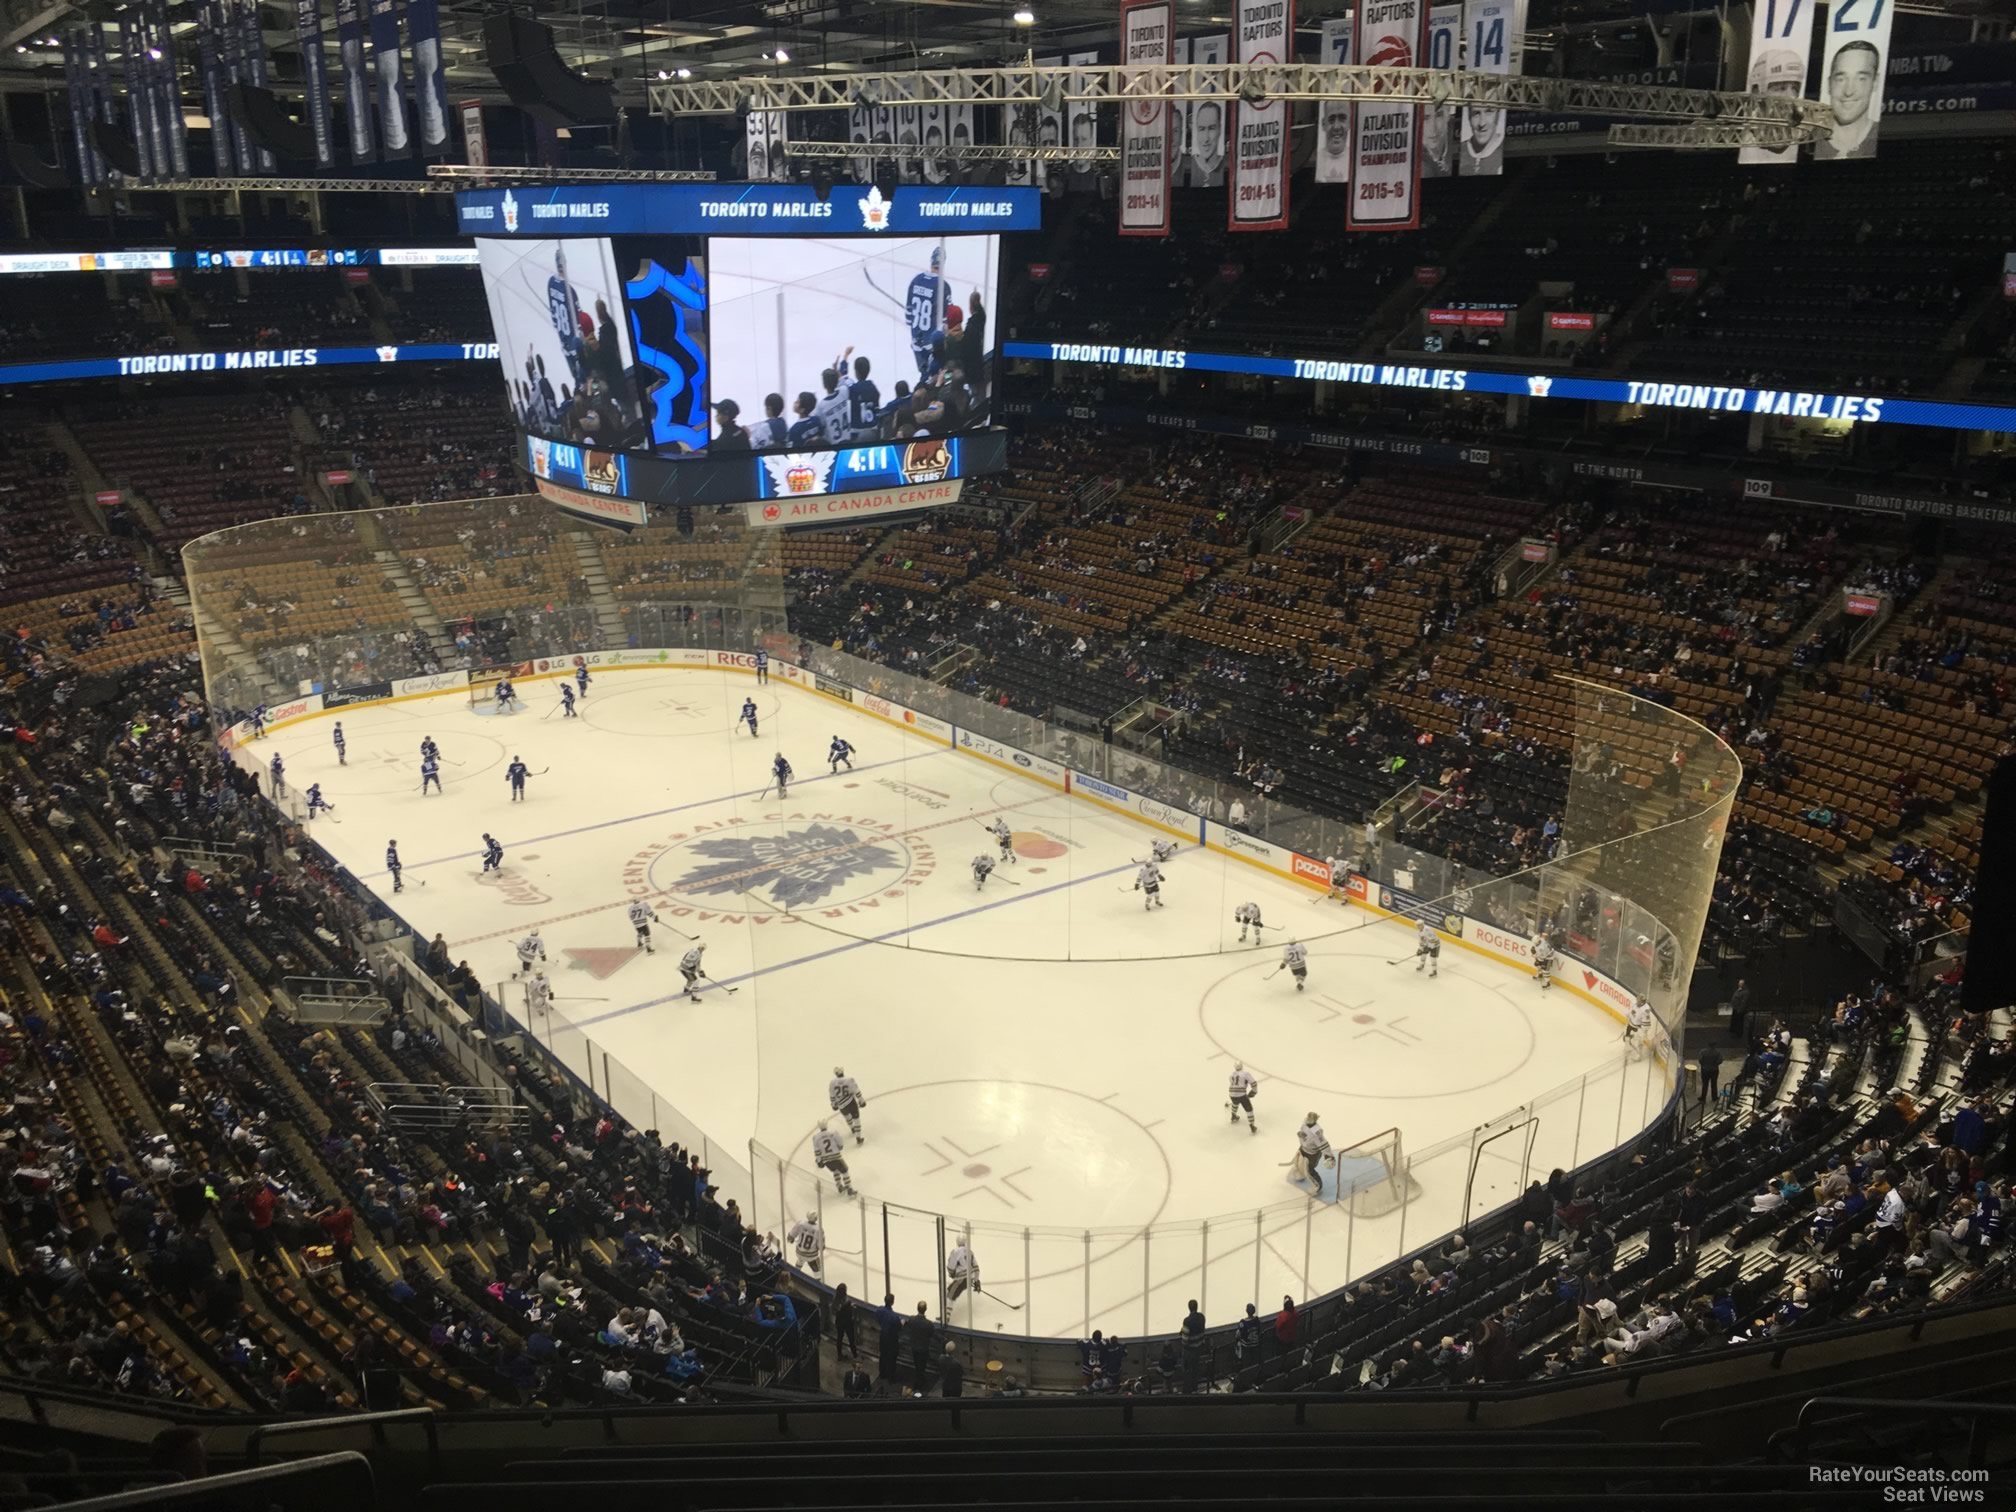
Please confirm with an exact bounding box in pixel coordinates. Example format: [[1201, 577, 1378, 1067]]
[[370, 748, 951, 876], [572, 857, 1139, 1030]]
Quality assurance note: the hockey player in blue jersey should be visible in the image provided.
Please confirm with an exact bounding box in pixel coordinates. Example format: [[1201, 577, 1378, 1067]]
[[332, 722, 346, 765], [385, 841, 403, 892], [507, 757, 530, 802], [268, 752, 285, 796], [828, 736, 855, 773], [754, 648, 768, 685], [906, 246, 947, 378], [305, 783, 335, 820], [846, 355, 881, 440], [771, 753, 793, 799], [559, 683, 577, 718], [785, 391, 824, 447], [420, 755, 442, 795], [548, 246, 585, 385], [481, 833, 504, 872], [741, 697, 759, 737], [575, 663, 591, 698]]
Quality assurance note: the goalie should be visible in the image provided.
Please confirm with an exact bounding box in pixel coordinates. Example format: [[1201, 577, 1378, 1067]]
[[1291, 1112, 1332, 1192]]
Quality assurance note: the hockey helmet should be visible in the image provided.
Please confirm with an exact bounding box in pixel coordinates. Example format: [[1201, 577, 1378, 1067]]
[[1305, 1112, 1320, 1124], [834, 1065, 844, 1076]]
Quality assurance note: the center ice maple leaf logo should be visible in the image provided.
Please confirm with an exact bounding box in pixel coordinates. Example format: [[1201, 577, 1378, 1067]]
[[672, 824, 902, 908]]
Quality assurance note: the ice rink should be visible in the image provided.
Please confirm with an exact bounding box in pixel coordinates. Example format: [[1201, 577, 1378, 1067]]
[[248, 665, 1669, 1339]]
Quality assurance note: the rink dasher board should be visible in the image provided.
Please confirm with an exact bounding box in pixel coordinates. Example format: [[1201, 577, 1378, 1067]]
[[226, 648, 1660, 1048]]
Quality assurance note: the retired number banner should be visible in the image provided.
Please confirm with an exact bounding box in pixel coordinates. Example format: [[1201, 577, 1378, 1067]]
[[1229, 0, 1292, 231], [1315, 16, 1353, 185], [1348, 0, 1426, 229], [1738, 0, 1815, 165], [1814, 0, 1892, 161], [1422, 4, 1460, 178], [1459, 0, 1515, 175], [1119, 0, 1173, 235]]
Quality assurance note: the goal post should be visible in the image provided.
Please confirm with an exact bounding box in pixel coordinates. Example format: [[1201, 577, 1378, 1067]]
[[1328, 1125, 1420, 1219], [469, 663, 524, 710]]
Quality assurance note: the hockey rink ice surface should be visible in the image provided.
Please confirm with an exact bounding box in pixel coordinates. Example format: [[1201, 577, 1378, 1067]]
[[254, 666, 1668, 1339]]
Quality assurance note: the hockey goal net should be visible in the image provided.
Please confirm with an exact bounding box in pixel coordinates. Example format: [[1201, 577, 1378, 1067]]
[[468, 665, 523, 709], [1329, 1126, 1421, 1219]]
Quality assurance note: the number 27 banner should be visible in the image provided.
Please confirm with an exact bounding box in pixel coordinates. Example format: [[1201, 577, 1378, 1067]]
[[1229, 0, 1293, 231], [1348, 0, 1428, 230]]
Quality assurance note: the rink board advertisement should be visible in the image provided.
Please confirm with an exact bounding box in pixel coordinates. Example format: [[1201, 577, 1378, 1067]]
[[1070, 773, 1205, 841], [955, 729, 1066, 788]]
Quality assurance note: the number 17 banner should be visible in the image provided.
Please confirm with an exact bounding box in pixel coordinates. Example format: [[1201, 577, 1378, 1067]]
[[1738, 0, 1816, 165], [1348, 0, 1427, 230]]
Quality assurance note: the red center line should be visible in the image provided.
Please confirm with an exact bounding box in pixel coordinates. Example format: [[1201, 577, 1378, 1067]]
[[445, 788, 1075, 949]]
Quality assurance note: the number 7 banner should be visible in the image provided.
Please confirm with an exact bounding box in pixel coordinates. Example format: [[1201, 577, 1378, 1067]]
[[1738, 0, 1816, 165], [1814, 0, 1891, 160]]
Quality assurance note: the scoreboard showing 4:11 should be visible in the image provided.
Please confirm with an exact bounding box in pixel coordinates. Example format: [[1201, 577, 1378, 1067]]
[[755, 437, 962, 499]]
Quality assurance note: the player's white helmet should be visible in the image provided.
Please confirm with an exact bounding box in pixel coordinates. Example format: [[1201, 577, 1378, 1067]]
[[929, 247, 945, 270], [1234, 1060, 1243, 1072], [818, 1119, 829, 1131]]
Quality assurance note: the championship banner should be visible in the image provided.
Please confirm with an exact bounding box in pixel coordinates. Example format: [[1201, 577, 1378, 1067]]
[[118, 14, 156, 181], [296, 0, 335, 167], [336, 0, 376, 163], [1119, 0, 1173, 236], [1423, 5, 1460, 177], [1035, 54, 1064, 190], [460, 100, 486, 167], [197, 3, 235, 175], [1738, 0, 1814, 165], [1348, 0, 1426, 229], [368, 0, 409, 158], [1315, 16, 1352, 184], [1068, 50, 1100, 191], [1180, 34, 1227, 187], [1229, 0, 1291, 231], [222, 0, 255, 173], [61, 34, 100, 188], [1459, 0, 1515, 174], [150, 0, 189, 178], [405, 0, 450, 154], [239, 0, 277, 171], [1815, 0, 1892, 161]]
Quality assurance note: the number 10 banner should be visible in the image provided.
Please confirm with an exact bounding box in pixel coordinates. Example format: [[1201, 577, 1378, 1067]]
[[1229, 0, 1292, 232], [1348, 0, 1427, 230]]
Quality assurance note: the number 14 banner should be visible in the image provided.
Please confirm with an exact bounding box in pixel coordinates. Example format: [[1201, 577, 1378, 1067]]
[[1347, 0, 1427, 230]]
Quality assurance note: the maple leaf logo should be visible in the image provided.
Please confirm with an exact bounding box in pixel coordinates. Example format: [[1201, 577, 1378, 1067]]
[[501, 190, 520, 233], [1527, 375, 1552, 398], [671, 824, 903, 909], [376, 346, 399, 363], [858, 184, 892, 231]]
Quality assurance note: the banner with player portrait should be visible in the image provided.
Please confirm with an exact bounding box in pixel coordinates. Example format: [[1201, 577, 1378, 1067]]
[[1067, 49, 1101, 192], [1348, 0, 1426, 229], [1422, 5, 1460, 178], [367, 0, 409, 159], [1315, 16, 1352, 184], [1179, 33, 1227, 188], [1738, 0, 1815, 165], [744, 111, 782, 181], [920, 102, 949, 184], [1119, 0, 1174, 236], [1229, 0, 1292, 231], [848, 103, 871, 183], [1035, 54, 1065, 192], [889, 77, 921, 185], [1003, 96, 1038, 187], [1815, 0, 1891, 161], [949, 104, 975, 173], [1459, 0, 1515, 175]]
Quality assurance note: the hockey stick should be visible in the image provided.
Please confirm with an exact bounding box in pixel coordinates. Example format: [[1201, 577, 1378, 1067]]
[[1264, 964, 1284, 979], [976, 1285, 1023, 1312], [982, 874, 1022, 887], [543, 701, 564, 720], [699, 972, 739, 996], [554, 994, 610, 1002], [756, 782, 774, 803], [861, 263, 905, 311]]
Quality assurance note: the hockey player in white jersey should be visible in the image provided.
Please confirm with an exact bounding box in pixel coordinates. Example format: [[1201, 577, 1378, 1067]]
[[1324, 857, 1346, 902], [945, 1235, 980, 1306], [828, 1067, 866, 1143], [1414, 920, 1441, 977], [1626, 997, 1655, 1059], [1280, 938, 1309, 991], [1149, 837, 1178, 864], [971, 853, 995, 891], [1234, 901, 1264, 944], [679, 942, 708, 1002], [628, 898, 658, 953], [811, 1123, 856, 1197], [513, 929, 546, 977], [525, 970, 553, 1019], [1227, 1062, 1258, 1133], [1292, 1113, 1332, 1192], [989, 817, 1016, 864], [1134, 861, 1165, 910], [786, 1210, 827, 1275], [1532, 934, 1557, 990]]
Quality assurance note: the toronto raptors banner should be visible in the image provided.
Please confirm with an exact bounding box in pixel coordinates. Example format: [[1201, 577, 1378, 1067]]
[[1179, 34, 1227, 188], [1738, 0, 1814, 164], [1315, 16, 1352, 184], [1348, 0, 1426, 229], [1458, 0, 1515, 175], [1119, 0, 1173, 235], [1229, 0, 1292, 231], [1814, 0, 1891, 161], [1422, 5, 1460, 178], [61, 34, 98, 187]]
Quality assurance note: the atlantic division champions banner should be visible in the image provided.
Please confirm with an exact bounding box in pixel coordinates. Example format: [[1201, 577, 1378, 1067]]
[[1348, 0, 1426, 229], [1815, 0, 1893, 160], [1230, 0, 1292, 231], [1738, 0, 1814, 165], [1315, 16, 1353, 185], [1119, 0, 1173, 236]]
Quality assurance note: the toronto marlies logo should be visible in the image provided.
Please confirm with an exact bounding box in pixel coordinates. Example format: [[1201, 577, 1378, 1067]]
[[671, 824, 902, 908]]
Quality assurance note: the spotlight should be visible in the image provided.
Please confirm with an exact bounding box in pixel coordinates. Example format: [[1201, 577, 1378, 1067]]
[[146, 46, 162, 60], [676, 67, 692, 79], [656, 68, 669, 80], [1013, 5, 1035, 22], [773, 46, 790, 63]]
